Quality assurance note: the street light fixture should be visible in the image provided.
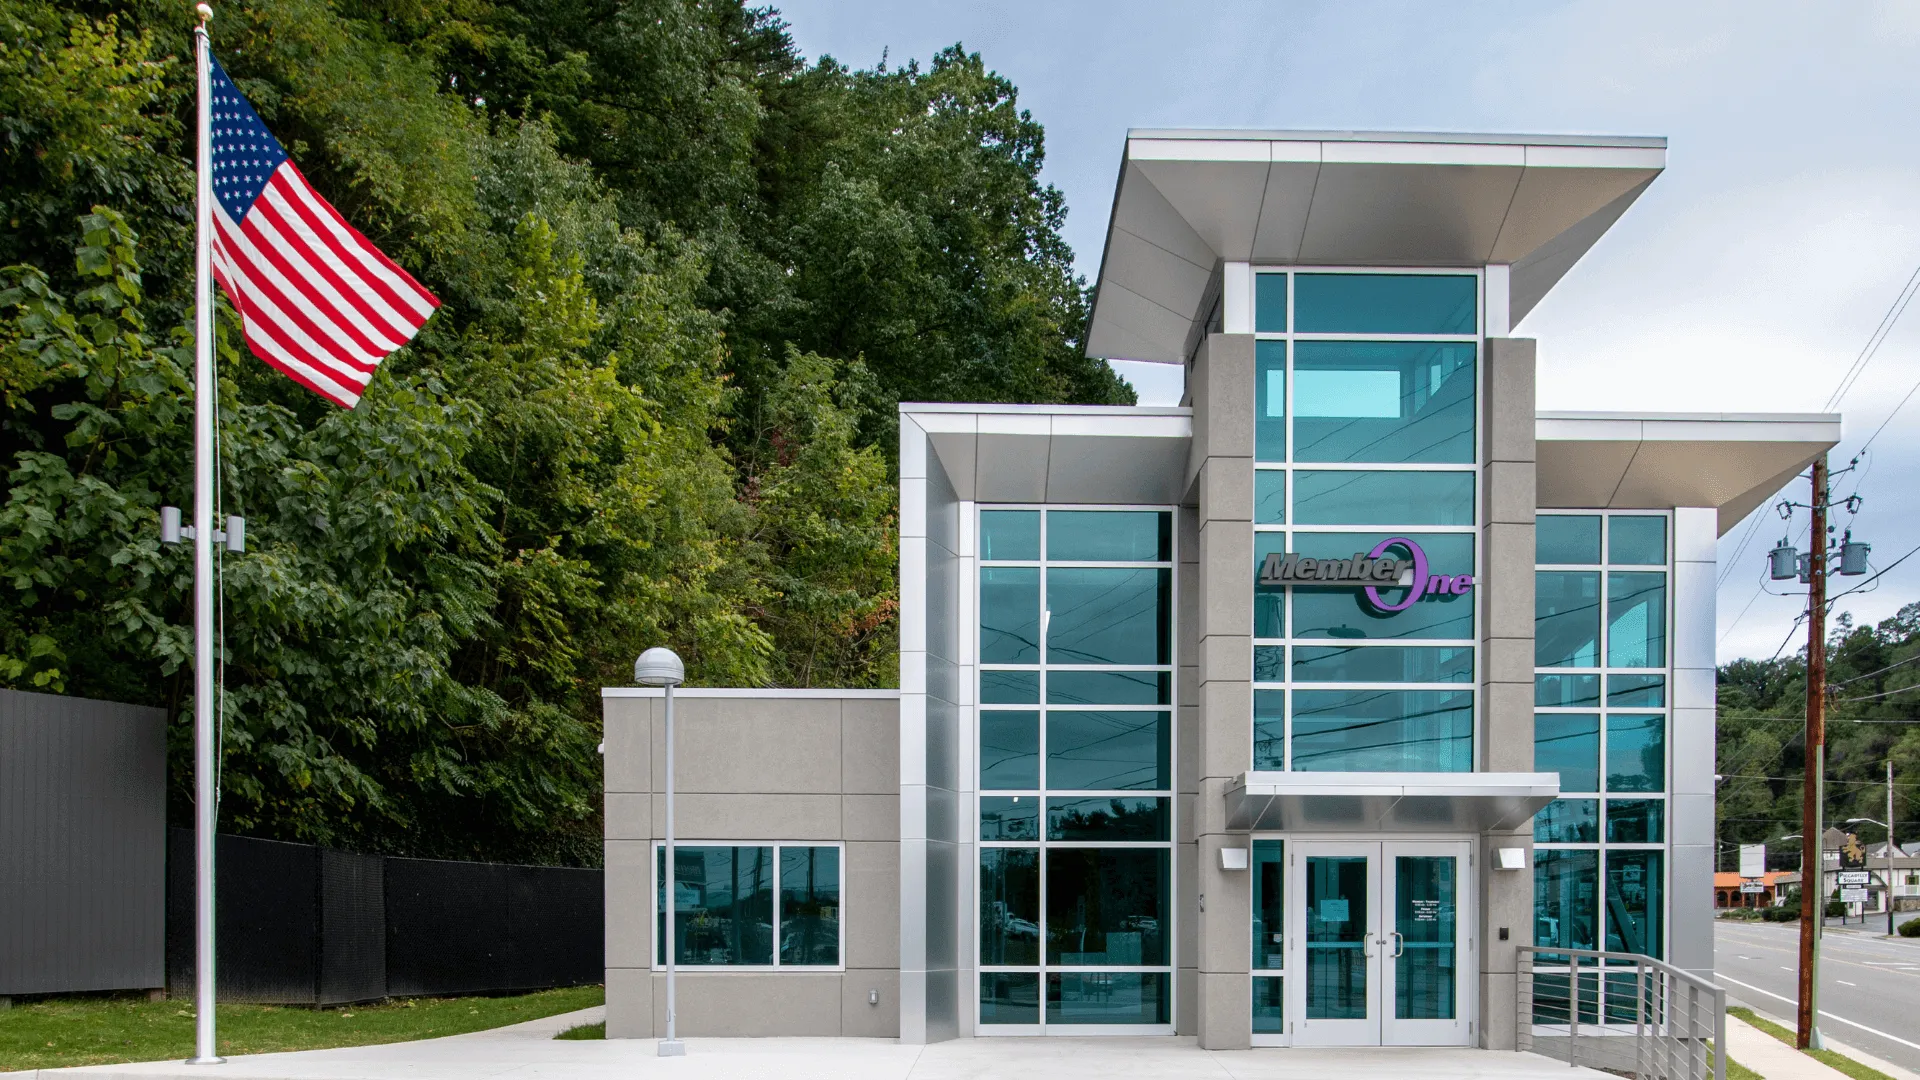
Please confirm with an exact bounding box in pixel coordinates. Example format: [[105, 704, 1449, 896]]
[[634, 647, 686, 1057], [1845, 816, 1896, 938]]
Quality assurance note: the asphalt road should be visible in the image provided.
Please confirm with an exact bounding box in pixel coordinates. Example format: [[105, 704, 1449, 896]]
[[1714, 918, 1920, 1073]]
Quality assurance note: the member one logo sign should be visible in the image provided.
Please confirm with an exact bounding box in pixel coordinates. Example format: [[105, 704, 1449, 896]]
[[1256, 535, 1474, 613]]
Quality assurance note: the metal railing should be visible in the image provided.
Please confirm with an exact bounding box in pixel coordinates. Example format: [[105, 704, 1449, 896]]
[[1517, 946, 1727, 1080]]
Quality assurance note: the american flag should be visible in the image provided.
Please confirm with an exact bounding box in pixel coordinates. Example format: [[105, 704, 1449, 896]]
[[207, 54, 439, 408]]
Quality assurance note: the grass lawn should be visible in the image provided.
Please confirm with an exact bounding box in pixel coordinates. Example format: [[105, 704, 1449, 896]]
[[1729, 1005, 1898, 1080], [555, 1021, 605, 1039], [0, 984, 602, 1073]]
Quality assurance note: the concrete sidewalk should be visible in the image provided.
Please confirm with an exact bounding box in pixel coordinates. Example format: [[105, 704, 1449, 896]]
[[29, 1027, 1617, 1080]]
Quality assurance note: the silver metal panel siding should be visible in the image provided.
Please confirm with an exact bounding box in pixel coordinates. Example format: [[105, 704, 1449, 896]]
[[0, 688, 166, 994]]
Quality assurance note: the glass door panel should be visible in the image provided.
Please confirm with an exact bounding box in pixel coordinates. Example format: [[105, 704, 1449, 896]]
[[1382, 842, 1471, 1046], [1293, 844, 1379, 1045]]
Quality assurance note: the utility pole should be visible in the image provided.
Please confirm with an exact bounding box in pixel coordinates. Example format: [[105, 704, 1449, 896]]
[[1890, 760, 1898, 939], [1797, 455, 1828, 1051]]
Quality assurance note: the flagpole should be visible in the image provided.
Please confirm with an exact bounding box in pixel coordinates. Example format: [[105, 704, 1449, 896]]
[[189, 2, 223, 1065]]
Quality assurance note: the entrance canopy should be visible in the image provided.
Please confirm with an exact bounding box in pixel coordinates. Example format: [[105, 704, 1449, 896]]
[[1225, 771, 1560, 833]]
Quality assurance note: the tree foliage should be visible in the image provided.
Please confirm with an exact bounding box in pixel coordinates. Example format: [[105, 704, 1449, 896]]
[[0, 0, 1130, 862], [1717, 605, 1920, 868]]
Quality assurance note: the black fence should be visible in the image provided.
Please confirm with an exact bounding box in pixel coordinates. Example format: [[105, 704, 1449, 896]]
[[167, 829, 601, 1005]]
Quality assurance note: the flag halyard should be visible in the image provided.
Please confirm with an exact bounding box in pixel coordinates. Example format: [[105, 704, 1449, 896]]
[[206, 54, 438, 408]]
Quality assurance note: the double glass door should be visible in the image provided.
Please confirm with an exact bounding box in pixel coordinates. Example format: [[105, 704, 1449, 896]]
[[1291, 840, 1470, 1046]]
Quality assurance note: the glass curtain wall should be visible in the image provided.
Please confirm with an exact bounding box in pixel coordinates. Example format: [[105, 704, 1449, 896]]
[[1250, 270, 1481, 776], [978, 507, 1175, 1030], [1532, 512, 1671, 1023]]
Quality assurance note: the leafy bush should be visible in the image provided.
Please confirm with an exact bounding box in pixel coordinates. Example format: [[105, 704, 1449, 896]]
[[1899, 918, 1920, 938]]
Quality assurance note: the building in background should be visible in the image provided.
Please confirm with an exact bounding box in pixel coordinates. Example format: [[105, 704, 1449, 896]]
[[604, 129, 1841, 1050]]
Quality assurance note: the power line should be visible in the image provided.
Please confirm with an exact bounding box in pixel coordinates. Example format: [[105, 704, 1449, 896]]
[[1823, 262, 1920, 411], [1827, 540, 1920, 604], [1830, 653, 1920, 688], [1837, 683, 1920, 704]]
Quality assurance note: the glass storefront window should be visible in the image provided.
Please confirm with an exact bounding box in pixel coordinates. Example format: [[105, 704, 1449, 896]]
[[980, 796, 1039, 840], [1605, 851, 1663, 958], [1045, 796, 1170, 841], [778, 847, 840, 965], [1606, 714, 1666, 793], [981, 568, 1039, 663], [1609, 516, 1667, 566], [1535, 571, 1600, 667], [1537, 515, 1600, 564], [1606, 572, 1667, 668], [1252, 976, 1286, 1033], [655, 845, 775, 966], [1256, 340, 1287, 462], [1289, 689, 1474, 772], [1047, 670, 1169, 705], [1293, 470, 1475, 526], [1046, 711, 1169, 790], [982, 669, 1039, 703], [1606, 673, 1665, 707], [1292, 341, 1476, 464], [980, 710, 1039, 790], [1256, 272, 1288, 333], [1254, 690, 1285, 770], [1048, 510, 1170, 562], [981, 510, 1040, 561], [1535, 798, 1599, 843], [1534, 849, 1598, 952], [981, 972, 1039, 1024], [981, 848, 1040, 965], [1046, 568, 1170, 665], [1536, 713, 1600, 793], [1045, 848, 1169, 965], [1535, 673, 1599, 707], [1252, 840, 1285, 970], [1290, 644, 1473, 683], [1294, 273, 1477, 335], [1606, 799, 1665, 843], [1048, 972, 1170, 1025], [1256, 469, 1286, 524]]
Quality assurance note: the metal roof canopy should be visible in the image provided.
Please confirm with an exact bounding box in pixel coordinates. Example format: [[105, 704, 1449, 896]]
[[1088, 129, 1666, 363], [1537, 411, 1842, 535], [1225, 771, 1561, 834], [902, 403, 1193, 505]]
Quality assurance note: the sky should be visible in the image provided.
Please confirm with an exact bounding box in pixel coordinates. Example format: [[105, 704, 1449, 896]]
[[774, 0, 1920, 664]]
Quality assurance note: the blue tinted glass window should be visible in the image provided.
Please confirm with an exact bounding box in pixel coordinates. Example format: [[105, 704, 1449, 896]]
[[1294, 470, 1475, 526], [981, 510, 1039, 561], [1046, 796, 1170, 841], [981, 568, 1039, 663], [1605, 851, 1663, 958], [1534, 850, 1598, 952], [1606, 572, 1667, 668], [658, 845, 774, 965], [980, 796, 1039, 840], [1293, 341, 1475, 464], [980, 972, 1039, 1024], [1254, 690, 1285, 770], [1295, 274, 1477, 335], [1252, 840, 1285, 970], [1535, 798, 1599, 843], [1047, 972, 1170, 1025], [1047, 568, 1169, 665], [1047, 670, 1168, 705], [1048, 510, 1169, 562], [1536, 713, 1600, 793], [1289, 532, 1474, 641], [1291, 644, 1473, 683], [1535, 673, 1600, 707], [1538, 515, 1601, 564], [1289, 689, 1473, 772], [1536, 571, 1600, 667], [980, 849, 1040, 965], [1606, 799, 1664, 843], [981, 669, 1039, 704], [1256, 469, 1286, 524], [1046, 711, 1169, 790], [1253, 976, 1285, 1032], [1046, 849, 1169, 967], [1607, 674, 1665, 707], [1256, 340, 1287, 462], [981, 710, 1039, 789], [1606, 714, 1665, 793], [778, 846, 840, 965], [1255, 645, 1285, 682], [1256, 273, 1288, 332], [1254, 532, 1287, 638], [1609, 516, 1667, 566]]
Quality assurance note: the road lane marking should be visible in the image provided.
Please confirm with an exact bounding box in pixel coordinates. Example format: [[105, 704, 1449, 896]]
[[1781, 966, 1794, 971], [1716, 975, 1920, 1053], [1838, 980, 1857, 987]]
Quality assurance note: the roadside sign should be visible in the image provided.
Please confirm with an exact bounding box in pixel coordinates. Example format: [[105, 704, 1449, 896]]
[[1838, 870, 1871, 886], [1739, 844, 1766, 879], [1840, 887, 1869, 904], [1741, 883, 1766, 894], [1839, 834, 1867, 871]]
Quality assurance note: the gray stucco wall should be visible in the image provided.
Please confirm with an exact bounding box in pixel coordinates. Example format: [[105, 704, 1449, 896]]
[[603, 689, 901, 1038], [1478, 337, 1539, 1050], [0, 688, 166, 995], [1186, 332, 1256, 1049]]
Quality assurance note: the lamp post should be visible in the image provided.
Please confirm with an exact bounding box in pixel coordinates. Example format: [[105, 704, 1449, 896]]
[[634, 647, 686, 1057], [1847, 807, 1896, 938]]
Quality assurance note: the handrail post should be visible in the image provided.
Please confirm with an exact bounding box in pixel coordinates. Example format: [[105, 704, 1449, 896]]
[[1569, 954, 1581, 1068], [1713, 986, 1727, 1080], [1634, 959, 1647, 1080]]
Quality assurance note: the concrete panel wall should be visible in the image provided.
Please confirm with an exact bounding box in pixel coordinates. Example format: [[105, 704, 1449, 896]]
[[1668, 506, 1718, 979], [602, 689, 901, 1038], [1187, 333, 1255, 1050], [0, 688, 165, 995], [1480, 337, 1537, 1050]]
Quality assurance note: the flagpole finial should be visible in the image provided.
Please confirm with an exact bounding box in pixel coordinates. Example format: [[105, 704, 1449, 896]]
[[196, 2, 211, 23]]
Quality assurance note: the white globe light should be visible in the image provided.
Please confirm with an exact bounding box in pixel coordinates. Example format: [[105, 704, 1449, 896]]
[[634, 646, 685, 687]]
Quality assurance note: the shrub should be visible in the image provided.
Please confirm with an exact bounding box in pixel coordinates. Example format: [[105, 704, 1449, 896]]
[[1899, 918, 1920, 938]]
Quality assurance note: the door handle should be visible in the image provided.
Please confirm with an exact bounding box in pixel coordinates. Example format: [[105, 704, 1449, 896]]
[[1362, 932, 1374, 959], [1391, 931, 1405, 959]]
